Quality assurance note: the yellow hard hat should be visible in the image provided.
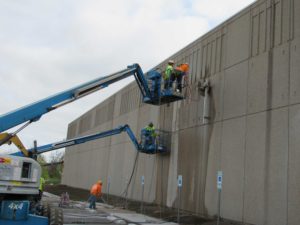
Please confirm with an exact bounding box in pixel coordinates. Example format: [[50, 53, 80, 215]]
[[97, 180, 102, 184]]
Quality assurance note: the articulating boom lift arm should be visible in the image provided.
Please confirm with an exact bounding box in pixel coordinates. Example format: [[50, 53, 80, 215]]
[[12, 124, 167, 157]]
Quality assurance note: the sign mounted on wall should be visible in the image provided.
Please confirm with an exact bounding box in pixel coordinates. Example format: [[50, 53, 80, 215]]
[[141, 175, 145, 186], [217, 171, 223, 190], [178, 175, 183, 187]]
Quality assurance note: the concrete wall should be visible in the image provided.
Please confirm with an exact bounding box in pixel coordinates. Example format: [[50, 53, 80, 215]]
[[62, 0, 300, 224]]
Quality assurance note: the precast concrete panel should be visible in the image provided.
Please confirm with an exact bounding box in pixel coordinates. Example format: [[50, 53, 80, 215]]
[[271, 43, 290, 108], [187, 100, 200, 128], [114, 92, 122, 118], [244, 112, 267, 225], [126, 108, 139, 135], [90, 122, 114, 149], [294, 0, 300, 38], [223, 61, 248, 119], [204, 122, 222, 216], [61, 148, 73, 185], [289, 37, 300, 104], [134, 154, 158, 203], [265, 107, 288, 225], [122, 143, 141, 201], [210, 73, 224, 122], [178, 104, 189, 129], [137, 104, 159, 131], [63, 148, 79, 187], [282, 0, 292, 43], [159, 104, 174, 131], [225, 13, 251, 68], [78, 114, 92, 134], [258, 4, 267, 54], [196, 94, 205, 126], [155, 155, 171, 206], [166, 131, 179, 207], [91, 138, 112, 191], [247, 53, 269, 114], [251, 9, 260, 56], [177, 126, 203, 213], [288, 104, 300, 225], [220, 117, 246, 222], [178, 92, 204, 129], [72, 149, 93, 190], [107, 143, 127, 196], [273, 1, 283, 47], [67, 122, 78, 139]]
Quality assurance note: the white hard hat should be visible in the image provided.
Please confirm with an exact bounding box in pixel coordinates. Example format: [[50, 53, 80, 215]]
[[168, 60, 175, 64]]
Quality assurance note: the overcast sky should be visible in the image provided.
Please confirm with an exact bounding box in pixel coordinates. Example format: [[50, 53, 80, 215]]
[[0, 0, 255, 158]]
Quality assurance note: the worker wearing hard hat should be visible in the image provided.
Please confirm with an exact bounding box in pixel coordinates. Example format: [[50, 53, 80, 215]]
[[88, 180, 103, 209], [163, 60, 175, 89], [144, 122, 157, 146], [145, 122, 157, 137], [172, 63, 189, 93]]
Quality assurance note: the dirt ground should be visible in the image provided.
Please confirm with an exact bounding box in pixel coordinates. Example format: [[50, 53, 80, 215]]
[[45, 184, 240, 225]]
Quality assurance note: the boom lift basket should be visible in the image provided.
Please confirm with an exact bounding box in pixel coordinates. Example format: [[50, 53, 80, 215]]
[[143, 70, 185, 105], [140, 129, 171, 154]]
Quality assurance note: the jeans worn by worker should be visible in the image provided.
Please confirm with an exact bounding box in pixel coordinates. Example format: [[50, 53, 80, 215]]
[[88, 194, 97, 209], [164, 78, 171, 90], [171, 70, 184, 92]]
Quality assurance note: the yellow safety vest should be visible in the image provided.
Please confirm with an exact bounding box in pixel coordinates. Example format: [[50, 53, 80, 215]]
[[39, 177, 45, 191]]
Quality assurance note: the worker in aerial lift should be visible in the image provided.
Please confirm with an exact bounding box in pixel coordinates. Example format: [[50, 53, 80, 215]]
[[144, 122, 157, 146], [163, 60, 175, 90], [38, 176, 46, 201], [171, 63, 190, 93], [88, 180, 103, 209]]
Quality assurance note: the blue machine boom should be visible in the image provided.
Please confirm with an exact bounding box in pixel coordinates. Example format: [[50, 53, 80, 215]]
[[12, 124, 168, 156], [0, 64, 183, 134]]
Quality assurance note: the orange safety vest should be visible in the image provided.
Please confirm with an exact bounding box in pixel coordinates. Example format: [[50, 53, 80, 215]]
[[175, 64, 189, 73], [90, 183, 102, 196]]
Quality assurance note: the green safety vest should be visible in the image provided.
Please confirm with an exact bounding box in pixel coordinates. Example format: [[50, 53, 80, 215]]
[[145, 126, 156, 136], [164, 65, 173, 80], [39, 177, 45, 191]]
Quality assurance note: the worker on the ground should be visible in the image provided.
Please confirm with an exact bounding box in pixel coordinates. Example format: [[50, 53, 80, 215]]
[[171, 63, 189, 93], [38, 176, 46, 201], [163, 60, 175, 89], [88, 180, 102, 209]]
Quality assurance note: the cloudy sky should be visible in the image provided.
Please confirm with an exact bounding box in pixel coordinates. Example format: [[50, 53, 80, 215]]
[[0, 0, 255, 158]]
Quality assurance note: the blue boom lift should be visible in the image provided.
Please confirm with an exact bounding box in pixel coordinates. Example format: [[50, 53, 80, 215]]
[[0, 63, 182, 225], [12, 124, 169, 157]]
